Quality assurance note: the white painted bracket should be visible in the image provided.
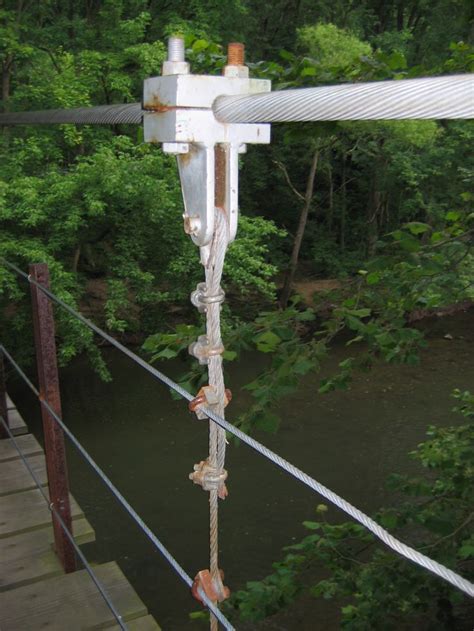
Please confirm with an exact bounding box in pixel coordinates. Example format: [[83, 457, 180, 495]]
[[143, 55, 271, 248]]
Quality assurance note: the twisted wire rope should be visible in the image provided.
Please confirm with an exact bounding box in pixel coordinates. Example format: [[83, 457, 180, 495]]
[[0, 75, 471, 128], [213, 74, 474, 123], [0, 103, 143, 126], [202, 209, 230, 631], [2, 259, 474, 598], [0, 414, 128, 631]]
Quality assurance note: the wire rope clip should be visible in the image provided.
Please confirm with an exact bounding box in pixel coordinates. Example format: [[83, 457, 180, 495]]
[[189, 385, 232, 420], [188, 335, 225, 366], [191, 569, 230, 604], [189, 459, 229, 499], [191, 282, 225, 313]]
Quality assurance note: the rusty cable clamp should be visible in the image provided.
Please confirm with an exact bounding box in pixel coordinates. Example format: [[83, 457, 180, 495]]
[[189, 459, 228, 499], [191, 568, 230, 604], [188, 385, 232, 418]]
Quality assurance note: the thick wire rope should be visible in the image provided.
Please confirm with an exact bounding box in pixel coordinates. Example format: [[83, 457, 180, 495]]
[[0, 74, 472, 129], [0, 414, 128, 631], [213, 74, 474, 123], [0, 344, 234, 630], [2, 259, 474, 598]]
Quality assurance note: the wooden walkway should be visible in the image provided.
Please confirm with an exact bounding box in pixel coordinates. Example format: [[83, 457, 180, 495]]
[[0, 397, 161, 630]]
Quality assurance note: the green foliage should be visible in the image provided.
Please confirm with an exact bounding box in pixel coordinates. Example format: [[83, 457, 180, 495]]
[[225, 391, 474, 627], [298, 23, 372, 70]]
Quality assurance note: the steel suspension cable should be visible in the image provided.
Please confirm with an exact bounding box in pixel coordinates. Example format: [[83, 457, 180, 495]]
[[0, 103, 143, 126], [213, 74, 474, 123], [0, 75, 471, 128], [0, 345, 234, 630], [0, 415, 128, 631], [3, 259, 474, 598]]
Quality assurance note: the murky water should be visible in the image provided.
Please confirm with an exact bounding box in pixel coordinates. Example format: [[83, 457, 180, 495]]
[[10, 310, 473, 629]]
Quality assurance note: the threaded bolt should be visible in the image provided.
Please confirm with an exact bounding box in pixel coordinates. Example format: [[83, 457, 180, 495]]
[[168, 37, 185, 62], [227, 42, 245, 66]]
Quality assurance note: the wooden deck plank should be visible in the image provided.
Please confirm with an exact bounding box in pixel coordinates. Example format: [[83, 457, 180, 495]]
[[0, 453, 47, 497], [7, 408, 28, 437], [0, 488, 84, 539], [6, 394, 15, 410], [0, 434, 43, 463], [0, 518, 95, 592], [0, 561, 149, 630]]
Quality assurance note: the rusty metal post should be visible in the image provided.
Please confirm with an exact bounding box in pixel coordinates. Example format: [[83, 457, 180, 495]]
[[29, 263, 76, 573], [0, 349, 8, 440]]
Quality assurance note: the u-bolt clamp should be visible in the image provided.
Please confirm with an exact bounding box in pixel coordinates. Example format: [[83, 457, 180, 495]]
[[143, 37, 271, 263]]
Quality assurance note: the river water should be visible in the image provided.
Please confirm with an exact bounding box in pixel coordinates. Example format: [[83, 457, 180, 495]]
[[9, 310, 473, 629]]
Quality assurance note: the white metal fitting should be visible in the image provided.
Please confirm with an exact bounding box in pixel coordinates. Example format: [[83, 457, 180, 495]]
[[143, 37, 271, 249]]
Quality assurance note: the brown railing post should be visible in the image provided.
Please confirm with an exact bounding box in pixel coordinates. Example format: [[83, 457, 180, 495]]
[[29, 263, 76, 573], [0, 349, 8, 439]]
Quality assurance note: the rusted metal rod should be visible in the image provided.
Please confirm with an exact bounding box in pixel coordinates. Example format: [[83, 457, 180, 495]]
[[29, 263, 76, 573], [0, 349, 8, 439]]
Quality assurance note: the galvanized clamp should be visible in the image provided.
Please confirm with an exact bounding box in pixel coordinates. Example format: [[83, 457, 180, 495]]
[[143, 37, 271, 260]]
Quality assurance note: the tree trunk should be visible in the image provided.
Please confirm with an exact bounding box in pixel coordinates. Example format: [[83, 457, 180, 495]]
[[397, 1, 405, 31], [1, 56, 13, 112], [72, 245, 81, 273], [340, 153, 347, 251], [327, 163, 334, 234], [279, 149, 320, 309]]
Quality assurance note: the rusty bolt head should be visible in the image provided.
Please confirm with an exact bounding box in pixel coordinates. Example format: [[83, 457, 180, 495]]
[[227, 42, 245, 66]]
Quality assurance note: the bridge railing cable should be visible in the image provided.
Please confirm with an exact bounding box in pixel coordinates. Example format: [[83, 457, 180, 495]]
[[2, 259, 474, 600], [0, 344, 234, 631], [0, 414, 128, 631]]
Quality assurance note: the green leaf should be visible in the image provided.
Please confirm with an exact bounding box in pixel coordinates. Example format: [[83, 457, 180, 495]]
[[458, 542, 474, 559], [302, 520, 321, 530], [379, 511, 398, 529], [223, 350, 237, 361], [257, 412, 281, 433], [366, 272, 381, 285], [445, 210, 461, 222], [192, 39, 209, 52], [300, 66, 317, 76], [405, 221, 431, 235], [254, 330, 282, 353], [154, 347, 178, 359], [293, 358, 314, 374], [346, 308, 371, 318]]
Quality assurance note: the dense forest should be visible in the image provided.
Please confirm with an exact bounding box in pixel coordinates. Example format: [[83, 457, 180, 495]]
[[1, 1, 473, 628]]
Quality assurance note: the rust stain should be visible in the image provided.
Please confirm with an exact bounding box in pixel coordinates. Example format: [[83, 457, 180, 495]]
[[178, 142, 199, 166], [143, 95, 177, 113], [215, 145, 226, 208]]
